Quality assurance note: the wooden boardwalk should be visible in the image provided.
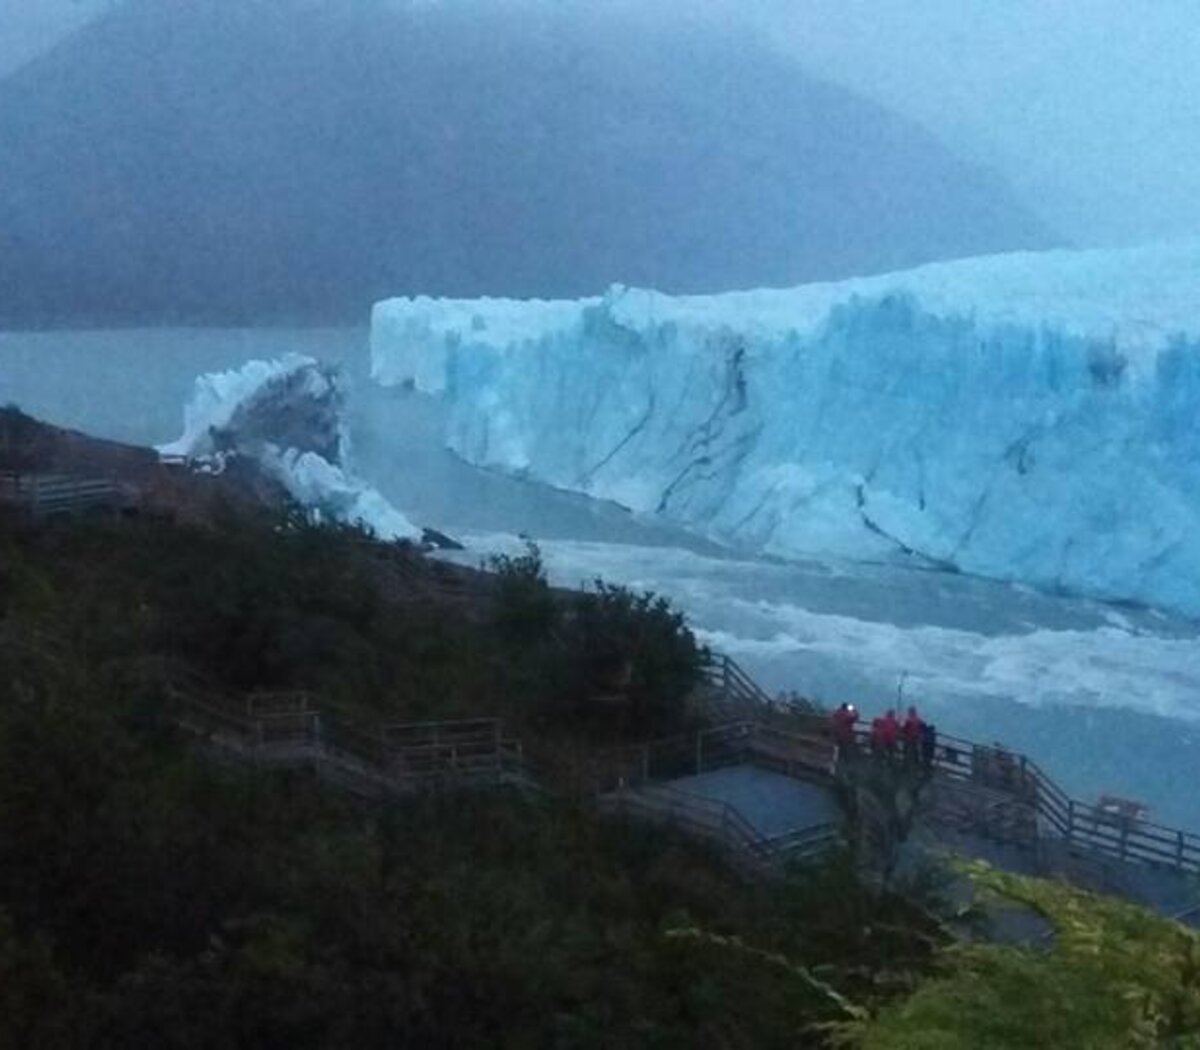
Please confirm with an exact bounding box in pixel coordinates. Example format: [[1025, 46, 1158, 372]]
[[67, 625, 1200, 910]]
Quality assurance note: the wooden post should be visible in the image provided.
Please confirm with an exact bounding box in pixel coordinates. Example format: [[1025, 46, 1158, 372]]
[[1066, 799, 1076, 843], [641, 745, 650, 783], [1178, 830, 1185, 870], [696, 731, 703, 775]]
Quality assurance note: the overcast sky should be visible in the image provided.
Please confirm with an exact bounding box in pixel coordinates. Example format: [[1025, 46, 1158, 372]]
[[2, 0, 1198, 246], [757, 0, 1200, 246]]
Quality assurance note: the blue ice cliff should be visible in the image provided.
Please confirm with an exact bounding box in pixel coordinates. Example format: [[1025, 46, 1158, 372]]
[[370, 243, 1200, 616]]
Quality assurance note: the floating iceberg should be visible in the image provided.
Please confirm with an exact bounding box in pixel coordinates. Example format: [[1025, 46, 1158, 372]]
[[162, 354, 420, 541], [371, 242, 1200, 615]]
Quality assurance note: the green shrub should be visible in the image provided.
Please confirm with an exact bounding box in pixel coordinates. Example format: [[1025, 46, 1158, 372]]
[[487, 539, 558, 644], [563, 579, 704, 735]]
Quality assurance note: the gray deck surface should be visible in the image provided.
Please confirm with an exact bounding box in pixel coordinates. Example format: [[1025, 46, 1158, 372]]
[[666, 766, 839, 839]]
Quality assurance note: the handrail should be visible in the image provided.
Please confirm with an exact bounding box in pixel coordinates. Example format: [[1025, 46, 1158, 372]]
[[0, 470, 127, 517], [611, 782, 772, 859], [844, 723, 1200, 875], [762, 821, 842, 858], [701, 642, 1200, 879], [166, 678, 524, 793], [701, 653, 775, 708], [159, 641, 1200, 882], [380, 718, 503, 748], [1172, 902, 1200, 925], [246, 690, 313, 716], [611, 779, 839, 865]]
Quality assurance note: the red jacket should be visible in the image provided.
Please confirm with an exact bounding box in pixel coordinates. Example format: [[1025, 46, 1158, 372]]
[[869, 718, 886, 748], [832, 707, 858, 742], [903, 712, 922, 742], [880, 713, 900, 746]]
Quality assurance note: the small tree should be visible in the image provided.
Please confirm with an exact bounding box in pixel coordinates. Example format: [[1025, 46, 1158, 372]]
[[487, 540, 558, 644], [566, 580, 703, 735]]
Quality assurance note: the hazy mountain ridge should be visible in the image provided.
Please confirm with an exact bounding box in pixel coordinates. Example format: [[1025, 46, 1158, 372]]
[[0, 0, 1056, 325]]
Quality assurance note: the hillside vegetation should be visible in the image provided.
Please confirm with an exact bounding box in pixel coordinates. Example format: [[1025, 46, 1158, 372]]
[[0, 506, 1195, 1047]]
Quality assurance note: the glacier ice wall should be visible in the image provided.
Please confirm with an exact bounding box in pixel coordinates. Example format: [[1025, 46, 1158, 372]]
[[371, 243, 1200, 615]]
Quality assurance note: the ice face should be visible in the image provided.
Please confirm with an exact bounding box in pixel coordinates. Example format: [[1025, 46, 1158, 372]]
[[157, 352, 351, 463], [370, 242, 1200, 616]]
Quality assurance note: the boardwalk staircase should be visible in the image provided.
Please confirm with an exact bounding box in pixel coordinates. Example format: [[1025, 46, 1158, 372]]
[[165, 672, 528, 800], [57, 634, 1200, 907], [695, 652, 821, 724], [164, 652, 842, 873]]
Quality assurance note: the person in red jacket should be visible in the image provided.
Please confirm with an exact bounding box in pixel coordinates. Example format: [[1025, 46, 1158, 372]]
[[880, 709, 900, 756], [902, 706, 923, 763], [831, 702, 859, 762], [869, 715, 886, 755]]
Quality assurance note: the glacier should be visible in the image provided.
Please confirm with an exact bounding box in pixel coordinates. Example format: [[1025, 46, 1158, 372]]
[[371, 242, 1200, 616], [160, 353, 420, 541]]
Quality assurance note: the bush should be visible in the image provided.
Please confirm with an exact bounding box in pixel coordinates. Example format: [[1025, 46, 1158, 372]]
[[488, 540, 558, 644], [562, 579, 704, 735]]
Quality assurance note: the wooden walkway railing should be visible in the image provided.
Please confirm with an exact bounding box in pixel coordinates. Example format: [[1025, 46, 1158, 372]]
[[844, 726, 1200, 876], [701, 653, 775, 707], [577, 720, 841, 866], [693, 646, 1200, 879], [168, 672, 839, 871], [699, 652, 820, 715], [169, 684, 527, 796], [584, 721, 835, 795], [66, 629, 1200, 886], [599, 780, 840, 869], [0, 470, 128, 518]]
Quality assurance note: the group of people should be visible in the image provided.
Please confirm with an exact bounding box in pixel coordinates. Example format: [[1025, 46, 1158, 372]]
[[830, 702, 937, 769]]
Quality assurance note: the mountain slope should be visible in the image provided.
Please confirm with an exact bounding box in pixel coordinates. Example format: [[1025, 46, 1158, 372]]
[[0, 0, 1056, 325]]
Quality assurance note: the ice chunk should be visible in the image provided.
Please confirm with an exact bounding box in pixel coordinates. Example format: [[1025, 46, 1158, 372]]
[[260, 446, 420, 541], [163, 354, 420, 540], [157, 352, 337, 460]]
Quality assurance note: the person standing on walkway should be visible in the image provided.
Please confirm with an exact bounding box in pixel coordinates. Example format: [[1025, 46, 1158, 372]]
[[881, 709, 900, 757], [831, 702, 859, 763], [902, 706, 923, 764], [920, 721, 938, 771], [869, 716, 886, 756]]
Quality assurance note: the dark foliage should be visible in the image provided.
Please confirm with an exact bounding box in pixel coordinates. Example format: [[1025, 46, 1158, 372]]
[[0, 510, 980, 1047]]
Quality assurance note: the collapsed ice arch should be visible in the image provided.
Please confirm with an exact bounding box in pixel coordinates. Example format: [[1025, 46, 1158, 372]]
[[160, 353, 420, 541], [370, 242, 1200, 617]]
